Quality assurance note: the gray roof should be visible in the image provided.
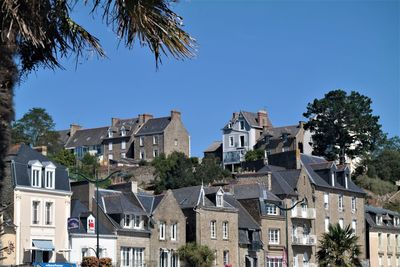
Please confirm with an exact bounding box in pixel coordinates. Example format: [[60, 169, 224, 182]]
[[241, 111, 261, 128], [276, 169, 301, 189], [98, 190, 147, 215], [365, 205, 400, 231], [57, 129, 70, 145], [135, 117, 171, 135], [258, 165, 287, 172], [7, 144, 71, 192], [65, 127, 108, 148], [69, 199, 113, 235], [261, 125, 300, 139], [105, 117, 140, 139], [224, 194, 260, 230], [136, 192, 165, 214], [204, 141, 222, 153], [300, 154, 365, 194], [233, 183, 281, 202]]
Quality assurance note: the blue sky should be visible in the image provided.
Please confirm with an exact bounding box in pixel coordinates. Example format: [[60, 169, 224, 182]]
[[14, 0, 399, 157]]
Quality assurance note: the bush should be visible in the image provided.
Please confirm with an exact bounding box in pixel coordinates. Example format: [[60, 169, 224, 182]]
[[99, 257, 113, 267], [354, 175, 396, 195], [81, 256, 99, 267], [178, 242, 215, 267], [245, 149, 264, 162]]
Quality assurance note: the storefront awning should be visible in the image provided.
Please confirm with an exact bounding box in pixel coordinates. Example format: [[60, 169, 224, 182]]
[[32, 240, 55, 251]]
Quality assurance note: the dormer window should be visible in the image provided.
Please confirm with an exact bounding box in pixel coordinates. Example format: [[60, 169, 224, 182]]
[[345, 173, 349, 189], [29, 160, 42, 188], [228, 123, 232, 129], [43, 162, 56, 189], [376, 215, 383, 225], [282, 133, 288, 143], [121, 126, 126, 137], [394, 217, 400, 227], [240, 120, 245, 130], [123, 214, 133, 228], [108, 128, 113, 138], [331, 172, 335, 187], [216, 190, 224, 207]]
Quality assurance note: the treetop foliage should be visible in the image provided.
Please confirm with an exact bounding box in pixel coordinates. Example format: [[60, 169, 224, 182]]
[[178, 243, 215, 267]]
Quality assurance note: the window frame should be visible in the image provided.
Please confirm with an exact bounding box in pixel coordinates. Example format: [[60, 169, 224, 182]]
[[210, 220, 216, 239], [222, 221, 229, 240], [268, 229, 280, 245], [171, 223, 177, 241], [45, 202, 54, 225], [121, 140, 126, 150], [32, 200, 40, 225], [159, 221, 166, 240]]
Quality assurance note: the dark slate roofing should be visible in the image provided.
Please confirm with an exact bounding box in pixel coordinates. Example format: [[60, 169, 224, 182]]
[[57, 129, 71, 145], [224, 194, 260, 230], [98, 189, 147, 215], [276, 169, 301, 189], [105, 117, 140, 139], [365, 205, 400, 217], [300, 154, 365, 194], [365, 205, 400, 231], [69, 199, 113, 235], [136, 192, 165, 214], [233, 183, 281, 202], [7, 144, 71, 192], [270, 171, 297, 197], [172, 185, 203, 208], [310, 162, 335, 171], [258, 165, 287, 172], [65, 126, 108, 148], [135, 117, 171, 135], [261, 125, 300, 140], [241, 111, 261, 128], [204, 141, 222, 153]]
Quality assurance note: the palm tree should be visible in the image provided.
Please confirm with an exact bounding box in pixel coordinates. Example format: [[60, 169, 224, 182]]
[[0, 0, 196, 189], [317, 223, 362, 267]]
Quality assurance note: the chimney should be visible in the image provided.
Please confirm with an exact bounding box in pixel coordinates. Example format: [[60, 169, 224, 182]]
[[257, 110, 269, 128], [171, 110, 181, 121], [111, 118, 119, 126], [266, 173, 272, 191], [131, 181, 138, 193], [232, 112, 239, 119], [70, 124, 82, 137], [71, 181, 95, 212], [33, 146, 47, 156], [138, 114, 153, 124]]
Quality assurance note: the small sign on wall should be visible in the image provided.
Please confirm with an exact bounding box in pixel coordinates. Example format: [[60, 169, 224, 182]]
[[87, 214, 95, 234]]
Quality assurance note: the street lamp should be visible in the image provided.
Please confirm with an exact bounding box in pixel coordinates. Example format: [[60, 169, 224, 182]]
[[73, 170, 121, 261], [272, 198, 305, 267]]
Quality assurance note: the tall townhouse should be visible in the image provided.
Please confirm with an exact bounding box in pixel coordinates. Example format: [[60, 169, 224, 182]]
[[172, 185, 239, 267], [134, 110, 190, 161], [0, 144, 72, 265], [365, 205, 400, 267], [230, 182, 287, 267], [222, 110, 272, 171], [137, 190, 186, 267]]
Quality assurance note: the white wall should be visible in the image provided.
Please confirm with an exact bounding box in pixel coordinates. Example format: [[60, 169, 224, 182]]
[[69, 235, 117, 266]]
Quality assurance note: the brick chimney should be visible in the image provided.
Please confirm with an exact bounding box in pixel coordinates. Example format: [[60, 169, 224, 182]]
[[138, 114, 153, 124], [171, 110, 181, 120], [257, 110, 270, 127], [111, 118, 119, 126], [33, 146, 47, 156], [70, 124, 82, 137]]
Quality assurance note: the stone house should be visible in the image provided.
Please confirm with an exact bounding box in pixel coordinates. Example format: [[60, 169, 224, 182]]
[[222, 110, 272, 171], [137, 190, 186, 267], [0, 144, 72, 265], [365, 205, 400, 267], [134, 110, 190, 162], [172, 185, 239, 267]]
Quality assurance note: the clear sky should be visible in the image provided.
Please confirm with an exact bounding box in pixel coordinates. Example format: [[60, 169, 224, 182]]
[[14, 0, 399, 157]]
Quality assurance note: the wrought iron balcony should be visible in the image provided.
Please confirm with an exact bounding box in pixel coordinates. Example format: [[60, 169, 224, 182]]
[[292, 235, 316, 246]]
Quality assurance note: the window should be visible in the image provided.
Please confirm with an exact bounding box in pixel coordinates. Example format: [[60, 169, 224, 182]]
[[352, 220, 357, 236], [108, 154, 113, 160], [331, 172, 335, 186], [121, 247, 130, 267], [45, 202, 53, 225], [32, 201, 40, 224], [171, 252, 179, 267], [159, 221, 166, 240], [338, 194, 344, 212], [140, 150, 145, 160], [121, 247, 145, 267], [389, 256, 392, 267], [124, 214, 133, 228], [174, 139, 178, 146], [45, 170, 54, 189], [108, 129, 113, 138], [324, 217, 330, 233], [31, 168, 41, 188], [121, 153, 126, 159], [222, 221, 229, 240], [396, 235, 400, 249], [394, 217, 400, 227], [223, 250, 229, 265], [266, 257, 283, 267], [377, 215, 383, 225], [108, 142, 113, 151], [210, 220, 216, 239], [134, 215, 142, 229], [323, 193, 329, 209], [265, 203, 277, 215], [133, 248, 144, 267], [268, 229, 280, 244], [388, 234, 392, 249], [153, 149, 159, 158], [153, 136, 158, 145], [240, 120, 245, 130], [339, 218, 344, 229], [379, 233, 382, 249], [121, 127, 126, 137], [171, 223, 177, 241], [351, 197, 356, 213], [282, 146, 290, 152], [293, 255, 299, 267], [378, 255, 382, 266], [121, 141, 126, 150], [139, 137, 144, 146], [229, 136, 234, 147], [239, 135, 245, 147], [216, 191, 223, 207], [397, 256, 400, 267]]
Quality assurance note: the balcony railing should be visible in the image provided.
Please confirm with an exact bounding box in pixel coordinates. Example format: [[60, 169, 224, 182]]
[[291, 207, 316, 219], [292, 235, 316, 246], [396, 246, 400, 255]]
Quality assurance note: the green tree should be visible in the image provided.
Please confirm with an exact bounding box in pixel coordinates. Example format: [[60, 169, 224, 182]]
[[78, 153, 100, 179], [11, 108, 61, 153], [178, 243, 215, 267], [303, 90, 382, 164], [245, 149, 264, 162], [317, 223, 362, 267], [50, 149, 76, 169], [0, 0, 195, 184], [195, 155, 231, 184]]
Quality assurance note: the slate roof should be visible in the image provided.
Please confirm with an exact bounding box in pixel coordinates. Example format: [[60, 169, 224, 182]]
[[105, 117, 140, 139], [69, 199, 113, 235], [258, 165, 287, 172], [300, 154, 365, 194], [224, 194, 260, 230], [261, 125, 300, 139], [204, 141, 222, 153], [98, 189, 147, 215], [270, 171, 298, 197], [135, 117, 171, 135], [365, 205, 400, 231], [65, 126, 108, 148], [232, 183, 281, 202], [136, 192, 165, 214], [7, 144, 71, 192], [58, 129, 70, 145]]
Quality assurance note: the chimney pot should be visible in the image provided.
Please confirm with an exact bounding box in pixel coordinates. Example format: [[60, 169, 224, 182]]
[[111, 118, 119, 126], [70, 124, 82, 137]]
